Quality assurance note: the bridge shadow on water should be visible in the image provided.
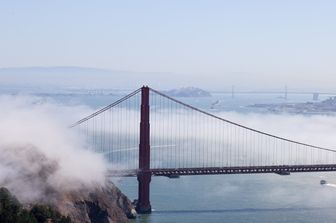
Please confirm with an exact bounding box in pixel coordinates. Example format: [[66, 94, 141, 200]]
[[152, 207, 336, 215]]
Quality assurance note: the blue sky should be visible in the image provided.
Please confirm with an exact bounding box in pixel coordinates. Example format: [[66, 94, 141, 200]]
[[1, 0, 336, 90]]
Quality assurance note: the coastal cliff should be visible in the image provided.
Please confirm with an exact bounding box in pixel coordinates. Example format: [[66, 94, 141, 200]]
[[0, 183, 136, 223], [0, 144, 137, 223], [55, 182, 136, 223]]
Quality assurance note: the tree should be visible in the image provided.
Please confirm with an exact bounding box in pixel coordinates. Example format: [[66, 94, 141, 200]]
[[0, 187, 71, 223]]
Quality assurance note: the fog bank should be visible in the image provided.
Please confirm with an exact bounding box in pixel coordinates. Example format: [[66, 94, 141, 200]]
[[0, 95, 108, 204]]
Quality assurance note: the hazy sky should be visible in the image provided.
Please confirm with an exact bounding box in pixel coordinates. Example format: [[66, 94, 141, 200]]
[[1, 0, 336, 90]]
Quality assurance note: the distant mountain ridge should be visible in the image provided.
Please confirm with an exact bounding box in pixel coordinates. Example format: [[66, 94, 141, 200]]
[[0, 66, 180, 90], [0, 66, 110, 72]]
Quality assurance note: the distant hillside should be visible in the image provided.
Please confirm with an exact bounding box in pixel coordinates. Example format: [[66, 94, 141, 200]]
[[0, 66, 143, 89], [0, 66, 187, 90]]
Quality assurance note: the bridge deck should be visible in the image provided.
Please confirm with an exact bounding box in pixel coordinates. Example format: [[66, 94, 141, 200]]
[[107, 164, 336, 177]]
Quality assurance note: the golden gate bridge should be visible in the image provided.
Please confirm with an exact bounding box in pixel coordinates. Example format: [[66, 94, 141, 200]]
[[70, 86, 336, 214]]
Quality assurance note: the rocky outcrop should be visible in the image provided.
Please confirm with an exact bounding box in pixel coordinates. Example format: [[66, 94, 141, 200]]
[[0, 145, 136, 223], [0, 183, 136, 223], [55, 182, 136, 223]]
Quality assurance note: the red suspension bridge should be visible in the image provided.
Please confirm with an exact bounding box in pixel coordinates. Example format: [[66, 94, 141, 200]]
[[71, 86, 336, 214]]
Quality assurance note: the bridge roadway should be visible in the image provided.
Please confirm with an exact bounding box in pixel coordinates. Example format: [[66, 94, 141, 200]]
[[107, 164, 336, 177]]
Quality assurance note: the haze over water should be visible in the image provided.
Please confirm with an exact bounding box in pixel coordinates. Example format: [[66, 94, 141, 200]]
[[1, 0, 336, 222], [111, 93, 336, 223], [43, 91, 336, 223]]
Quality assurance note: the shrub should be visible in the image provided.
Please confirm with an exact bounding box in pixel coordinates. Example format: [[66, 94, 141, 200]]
[[0, 187, 71, 223]]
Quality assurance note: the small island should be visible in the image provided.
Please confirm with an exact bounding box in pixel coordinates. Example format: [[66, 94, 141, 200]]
[[165, 87, 211, 97]]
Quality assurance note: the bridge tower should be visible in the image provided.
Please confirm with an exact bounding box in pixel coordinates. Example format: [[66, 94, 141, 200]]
[[136, 86, 152, 214]]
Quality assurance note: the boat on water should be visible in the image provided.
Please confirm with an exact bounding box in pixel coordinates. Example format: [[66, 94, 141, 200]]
[[320, 180, 327, 185]]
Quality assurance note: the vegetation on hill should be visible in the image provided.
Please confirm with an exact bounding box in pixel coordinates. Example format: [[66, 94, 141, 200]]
[[0, 187, 71, 223]]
